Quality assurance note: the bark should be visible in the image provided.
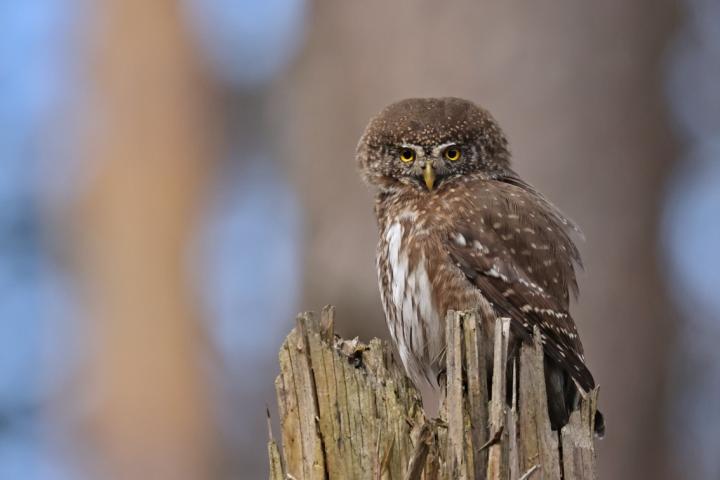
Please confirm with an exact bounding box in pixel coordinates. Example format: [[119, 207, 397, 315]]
[[269, 307, 599, 479]]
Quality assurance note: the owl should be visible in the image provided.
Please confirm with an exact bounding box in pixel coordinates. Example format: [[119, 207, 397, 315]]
[[357, 97, 603, 435]]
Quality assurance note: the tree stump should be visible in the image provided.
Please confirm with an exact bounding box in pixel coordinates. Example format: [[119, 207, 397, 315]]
[[268, 306, 599, 479]]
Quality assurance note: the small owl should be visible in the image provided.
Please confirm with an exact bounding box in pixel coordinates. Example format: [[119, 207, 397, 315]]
[[357, 97, 603, 434]]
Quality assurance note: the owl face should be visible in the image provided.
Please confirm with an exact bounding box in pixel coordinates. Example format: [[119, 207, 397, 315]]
[[357, 97, 510, 192]]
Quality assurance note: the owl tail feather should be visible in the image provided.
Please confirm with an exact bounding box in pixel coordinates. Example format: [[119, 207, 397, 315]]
[[594, 410, 606, 438], [545, 358, 606, 438]]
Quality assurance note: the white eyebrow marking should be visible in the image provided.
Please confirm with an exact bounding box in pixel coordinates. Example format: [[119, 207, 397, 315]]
[[399, 144, 426, 157], [431, 142, 458, 156]]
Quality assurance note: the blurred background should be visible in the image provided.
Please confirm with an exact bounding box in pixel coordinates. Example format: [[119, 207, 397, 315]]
[[1, 0, 719, 478]]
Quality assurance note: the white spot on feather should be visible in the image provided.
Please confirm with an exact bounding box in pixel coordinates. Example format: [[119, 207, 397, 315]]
[[473, 240, 489, 254]]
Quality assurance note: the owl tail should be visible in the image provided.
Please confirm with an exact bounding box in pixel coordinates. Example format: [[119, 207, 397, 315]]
[[544, 357, 606, 438], [594, 410, 606, 438], [545, 358, 571, 430]]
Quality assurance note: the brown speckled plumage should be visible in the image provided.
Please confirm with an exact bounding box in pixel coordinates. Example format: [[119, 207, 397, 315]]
[[357, 97, 604, 435]]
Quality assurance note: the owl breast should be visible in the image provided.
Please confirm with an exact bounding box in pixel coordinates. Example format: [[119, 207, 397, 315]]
[[379, 216, 441, 386], [378, 206, 480, 388]]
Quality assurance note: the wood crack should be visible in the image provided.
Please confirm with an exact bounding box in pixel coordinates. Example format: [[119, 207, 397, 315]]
[[271, 308, 599, 479]]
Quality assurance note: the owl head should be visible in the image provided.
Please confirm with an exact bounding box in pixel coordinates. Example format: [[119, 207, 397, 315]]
[[357, 97, 510, 192]]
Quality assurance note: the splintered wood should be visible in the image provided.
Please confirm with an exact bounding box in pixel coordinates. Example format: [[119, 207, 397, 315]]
[[269, 307, 599, 479]]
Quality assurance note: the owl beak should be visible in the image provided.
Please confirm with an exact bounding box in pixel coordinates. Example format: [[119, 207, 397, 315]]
[[423, 162, 436, 190]]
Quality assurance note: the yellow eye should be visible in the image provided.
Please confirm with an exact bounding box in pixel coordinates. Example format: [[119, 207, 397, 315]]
[[400, 148, 416, 163], [444, 147, 461, 161]]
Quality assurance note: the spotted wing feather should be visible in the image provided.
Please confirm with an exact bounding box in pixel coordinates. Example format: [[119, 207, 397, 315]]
[[446, 177, 595, 392]]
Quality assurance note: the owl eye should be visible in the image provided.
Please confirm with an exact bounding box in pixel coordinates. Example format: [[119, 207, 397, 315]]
[[399, 148, 416, 163], [444, 146, 461, 161]]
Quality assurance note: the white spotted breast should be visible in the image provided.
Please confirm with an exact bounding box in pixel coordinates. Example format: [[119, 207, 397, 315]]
[[378, 215, 445, 387]]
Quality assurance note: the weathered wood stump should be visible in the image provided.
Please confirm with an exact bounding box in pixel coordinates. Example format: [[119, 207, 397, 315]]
[[268, 306, 599, 479]]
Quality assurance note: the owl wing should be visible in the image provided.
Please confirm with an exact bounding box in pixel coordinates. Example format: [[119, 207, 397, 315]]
[[445, 177, 595, 392]]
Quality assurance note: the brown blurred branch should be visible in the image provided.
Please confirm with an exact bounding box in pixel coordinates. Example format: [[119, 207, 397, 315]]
[[268, 307, 599, 479]]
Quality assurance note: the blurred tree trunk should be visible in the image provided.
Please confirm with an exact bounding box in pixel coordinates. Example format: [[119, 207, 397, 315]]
[[69, 2, 219, 478]]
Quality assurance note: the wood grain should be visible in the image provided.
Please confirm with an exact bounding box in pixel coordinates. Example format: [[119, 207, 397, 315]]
[[269, 308, 599, 479]]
